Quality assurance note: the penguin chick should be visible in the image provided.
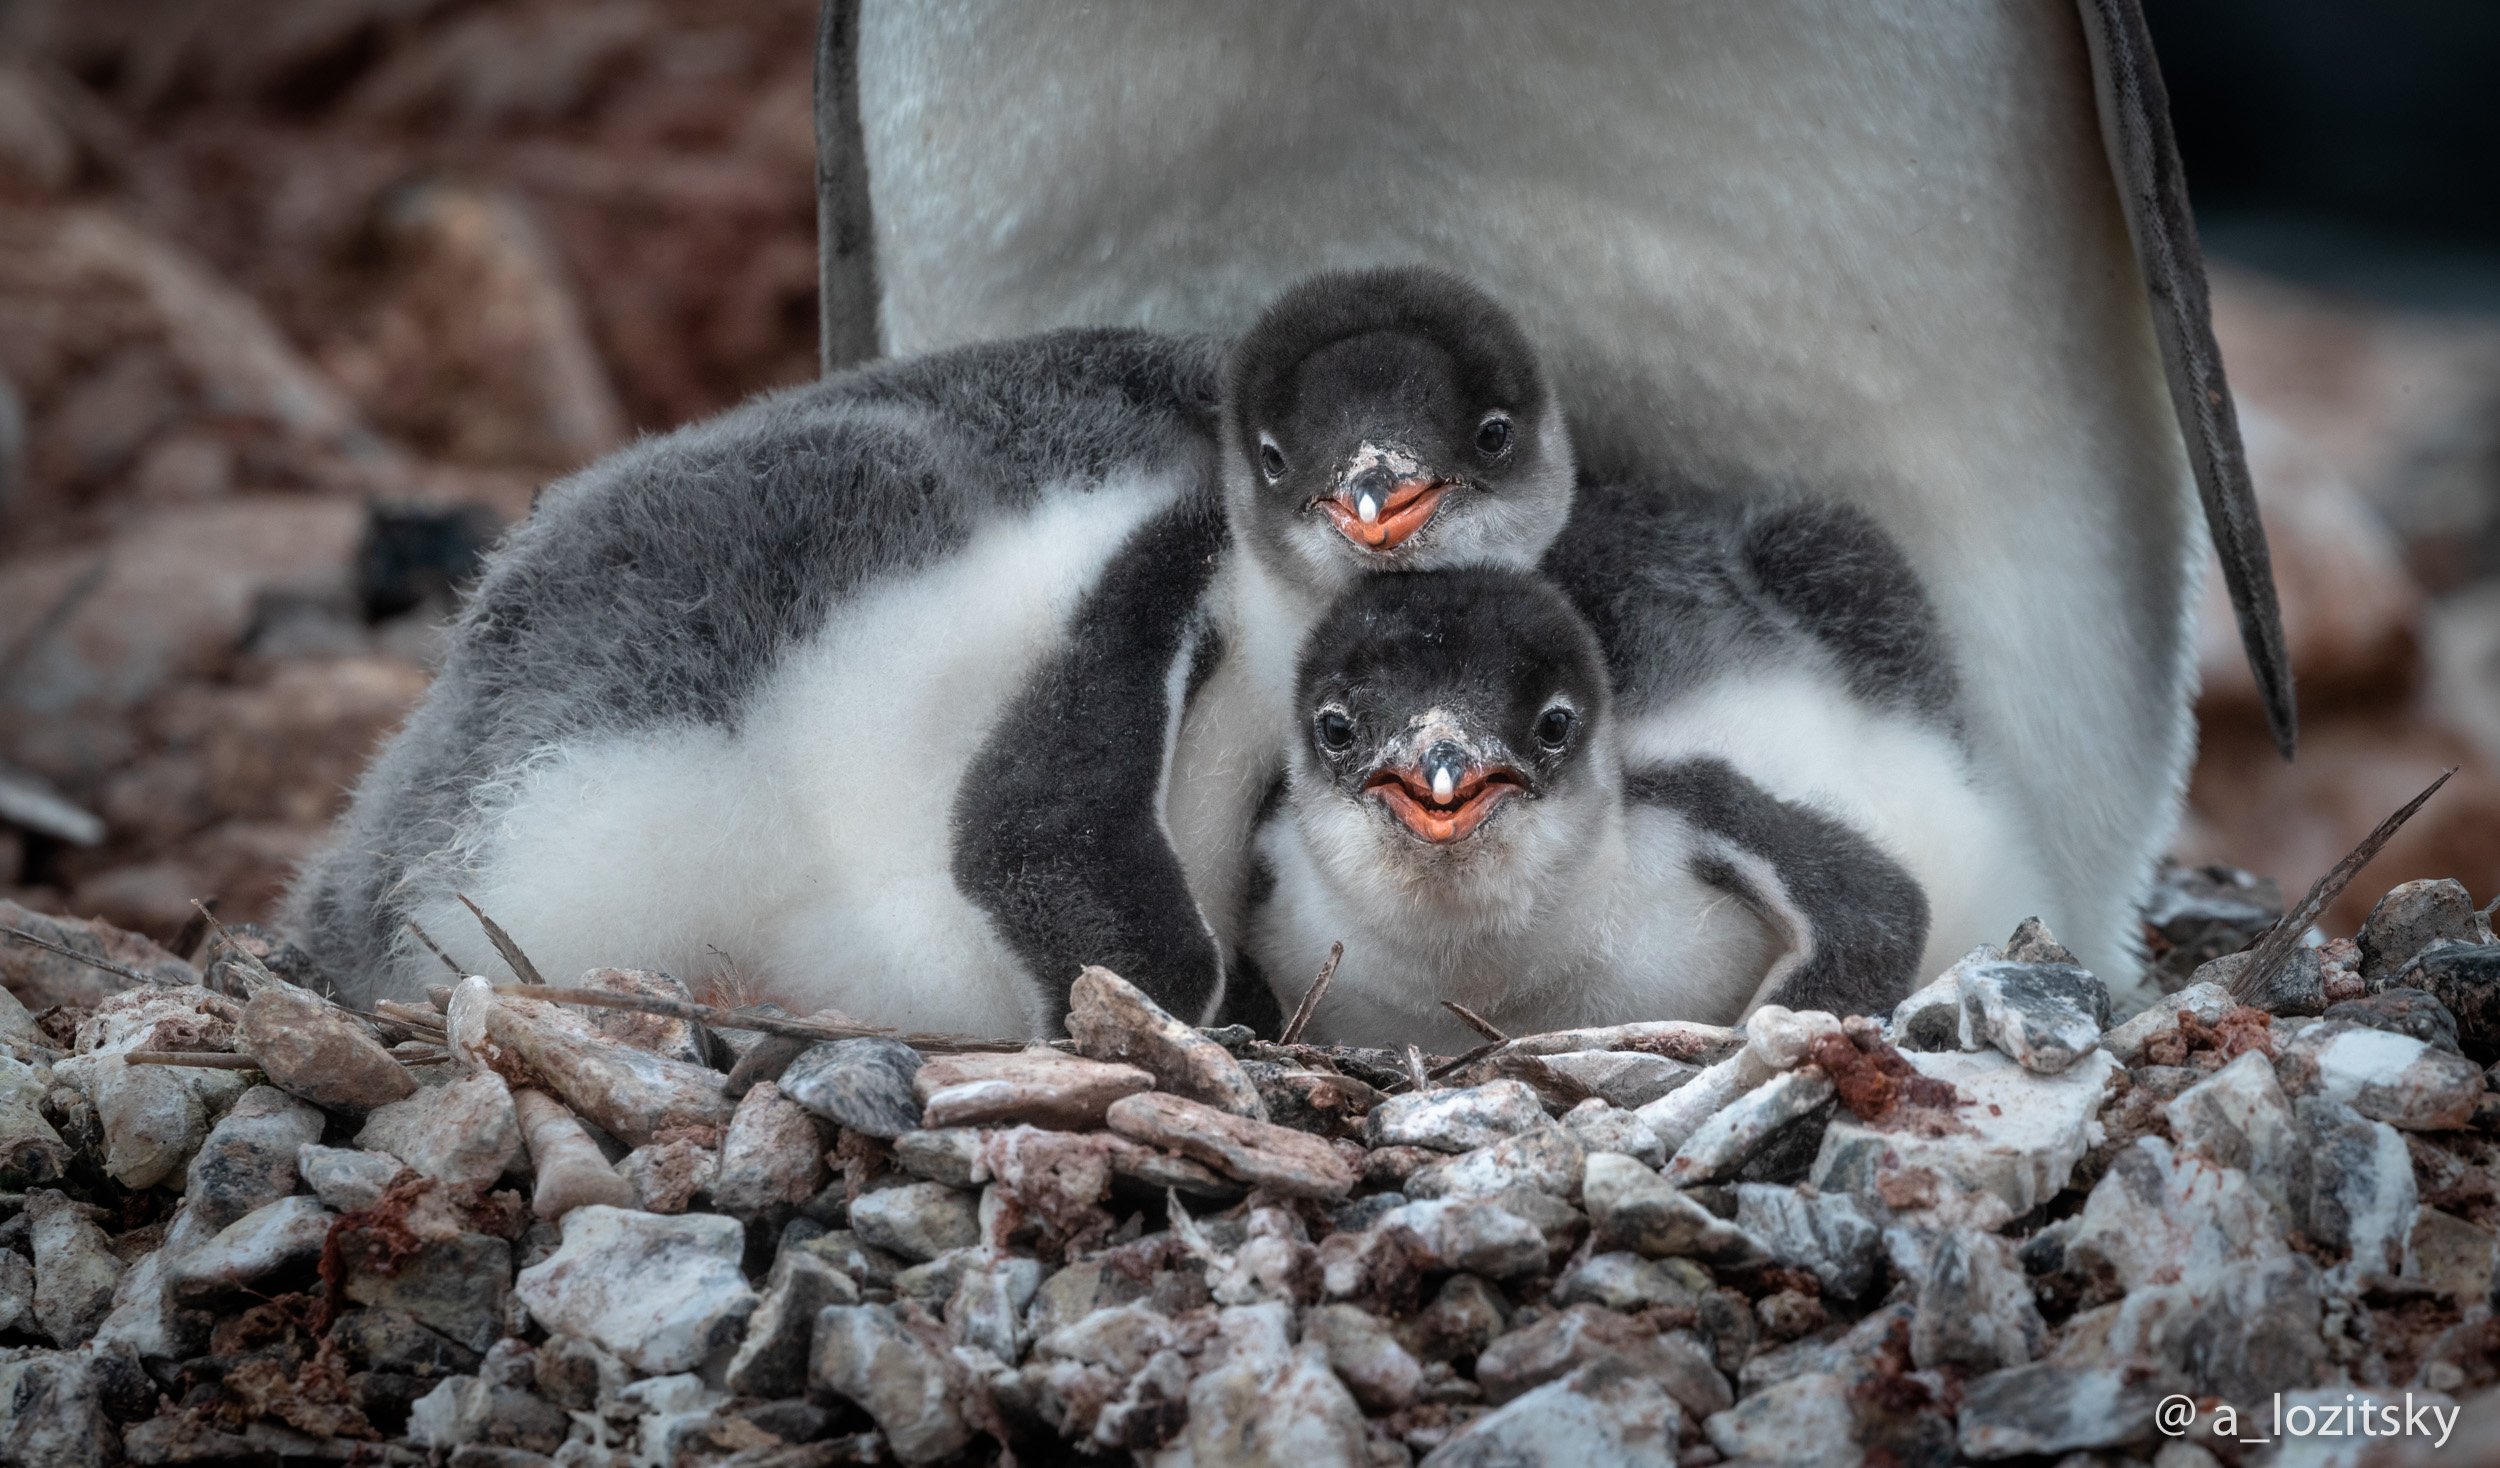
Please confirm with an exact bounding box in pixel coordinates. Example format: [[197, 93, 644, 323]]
[[1221, 265, 1574, 596], [1248, 569, 1932, 1052]]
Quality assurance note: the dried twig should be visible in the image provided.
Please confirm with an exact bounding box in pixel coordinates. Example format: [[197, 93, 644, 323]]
[[1278, 942, 1343, 1046], [403, 918, 466, 979], [456, 894, 546, 986], [1440, 1000, 1506, 1044], [2234, 768, 2454, 1002], [170, 899, 217, 962], [1402, 1043, 1431, 1091], [1426, 1040, 1501, 1081], [2, 925, 158, 988], [493, 984, 1026, 1054], [125, 1051, 260, 1069], [374, 999, 447, 1033]]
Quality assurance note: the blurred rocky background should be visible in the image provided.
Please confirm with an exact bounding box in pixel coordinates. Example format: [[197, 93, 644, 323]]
[[0, 0, 2491, 956]]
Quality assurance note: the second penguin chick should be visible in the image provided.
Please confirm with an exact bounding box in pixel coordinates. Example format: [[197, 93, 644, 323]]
[[1246, 569, 1931, 1052]]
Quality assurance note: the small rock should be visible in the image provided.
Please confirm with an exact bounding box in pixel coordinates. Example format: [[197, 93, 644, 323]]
[[724, 1245, 858, 1398], [1703, 1369, 1859, 1468], [2100, 980, 2237, 1066], [1107, 1091, 1354, 1199], [777, 1038, 925, 1140], [2357, 878, 2480, 981], [2281, 1018, 2485, 1130], [1360, 1196, 1550, 1281], [2056, 1254, 2325, 1408], [0, 900, 194, 1010], [0, 1055, 68, 1186], [512, 1206, 758, 1374], [946, 1252, 1044, 1361], [847, 1181, 981, 1261], [238, 986, 416, 1112], [1732, 1184, 1881, 1300], [1662, 1065, 1835, 1184], [1635, 1045, 1777, 1155], [914, 1046, 1152, 1130], [510, 1087, 635, 1220], [1559, 1099, 1666, 1167], [1889, 967, 1966, 1052], [0, 1350, 123, 1468], [577, 967, 706, 1065], [333, 1306, 484, 1379], [1366, 1079, 1546, 1153], [2293, 1095, 2417, 1275], [2320, 990, 2460, 1055], [2164, 1049, 2306, 1224], [1065, 965, 1265, 1119], [708, 1080, 827, 1217], [2065, 1137, 2285, 1298], [2397, 940, 2500, 1060], [1553, 1250, 1711, 1311], [1406, 1121, 1584, 1200], [1423, 1358, 1683, 1467], [0, 1249, 31, 1333], [341, 1228, 513, 1355], [1477, 1305, 1730, 1420], [25, 1188, 120, 1345], [1744, 1005, 1845, 1070], [2407, 1208, 2496, 1300], [1812, 1048, 2116, 1230], [1904, 1228, 2044, 1372], [892, 1127, 989, 1189], [166, 1194, 331, 1299], [619, 1133, 714, 1213], [1305, 1303, 1424, 1411], [359, 1069, 523, 1188], [297, 1142, 411, 1212], [1955, 959, 2111, 1073], [810, 1304, 973, 1465], [450, 980, 730, 1144], [1955, 1362, 2176, 1459], [1180, 1313, 1368, 1467], [1537, 1050, 1697, 1109], [1582, 1152, 1765, 1266]]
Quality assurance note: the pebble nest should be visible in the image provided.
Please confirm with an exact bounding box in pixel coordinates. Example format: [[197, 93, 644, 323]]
[[0, 870, 2496, 1467]]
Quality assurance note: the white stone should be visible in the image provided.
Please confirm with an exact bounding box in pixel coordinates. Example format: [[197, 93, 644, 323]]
[[1810, 1048, 2116, 1229], [2065, 1137, 2286, 1297], [513, 1206, 758, 1374]]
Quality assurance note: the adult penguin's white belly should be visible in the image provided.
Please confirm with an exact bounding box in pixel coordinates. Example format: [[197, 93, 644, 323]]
[[854, 1, 2196, 991]]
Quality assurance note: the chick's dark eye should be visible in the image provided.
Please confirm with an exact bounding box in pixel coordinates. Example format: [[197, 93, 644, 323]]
[[1535, 705, 1574, 751], [1475, 414, 1513, 458], [1259, 440, 1288, 482], [1316, 709, 1354, 753]]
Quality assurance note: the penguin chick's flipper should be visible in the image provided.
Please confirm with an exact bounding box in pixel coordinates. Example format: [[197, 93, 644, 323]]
[[1736, 499, 1963, 731], [1631, 757, 1929, 1020], [2078, 0, 2293, 757], [951, 488, 1232, 1034]]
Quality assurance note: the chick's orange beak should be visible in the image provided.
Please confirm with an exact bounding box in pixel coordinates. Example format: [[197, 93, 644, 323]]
[[1320, 476, 1448, 551], [1363, 763, 1523, 844]]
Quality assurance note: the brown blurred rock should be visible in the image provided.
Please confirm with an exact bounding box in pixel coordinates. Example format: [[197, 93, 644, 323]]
[[0, 499, 360, 758], [0, 897, 191, 1008], [0, 64, 80, 198], [328, 182, 626, 469], [190, 656, 429, 826]]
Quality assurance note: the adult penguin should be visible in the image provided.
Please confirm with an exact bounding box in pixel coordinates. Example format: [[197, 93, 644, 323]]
[[284, 269, 1574, 1032], [819, 0, 2289, 999]]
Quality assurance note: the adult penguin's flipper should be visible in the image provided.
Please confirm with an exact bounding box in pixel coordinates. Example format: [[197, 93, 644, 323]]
[[2078, 0, 2296, 758]]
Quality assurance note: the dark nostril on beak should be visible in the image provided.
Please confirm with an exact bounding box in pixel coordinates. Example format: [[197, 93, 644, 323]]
[[1345, 463, 1395, 520], [1422, 741, 1470, 802]]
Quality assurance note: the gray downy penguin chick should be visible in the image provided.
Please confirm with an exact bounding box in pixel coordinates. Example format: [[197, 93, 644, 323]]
[[1542, 479, 2054, 992], [1249, 569, 1930, 1052], [286, 270, 1571, 1037]]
